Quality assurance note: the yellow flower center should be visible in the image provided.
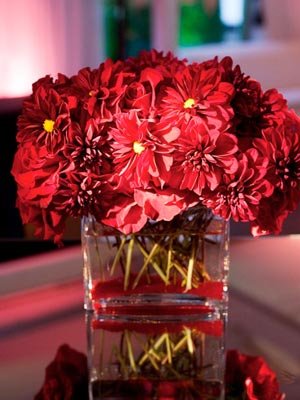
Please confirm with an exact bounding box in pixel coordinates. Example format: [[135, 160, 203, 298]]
[[183, 98, 196, 109], [133, 141, 145, 154], [43, 119, 55, 133]]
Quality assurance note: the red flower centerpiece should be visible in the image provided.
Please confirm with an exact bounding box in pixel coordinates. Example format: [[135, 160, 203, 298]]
[[11, 51, 300, 242], [12, 50, 296, 400]]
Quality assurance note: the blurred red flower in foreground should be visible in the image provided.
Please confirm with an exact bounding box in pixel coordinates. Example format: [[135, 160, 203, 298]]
[[225, 350, 285, 400], [34, 344, 88, 400]]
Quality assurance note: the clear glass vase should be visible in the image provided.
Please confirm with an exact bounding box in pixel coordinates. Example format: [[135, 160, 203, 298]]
[[82, 206, 229, 400]]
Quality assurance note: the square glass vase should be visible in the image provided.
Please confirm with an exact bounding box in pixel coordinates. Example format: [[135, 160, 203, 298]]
[[81, 206, 229, 400]]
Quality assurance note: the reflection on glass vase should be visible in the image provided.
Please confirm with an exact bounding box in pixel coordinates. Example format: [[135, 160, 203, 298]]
[[82, 205, 229, 400]]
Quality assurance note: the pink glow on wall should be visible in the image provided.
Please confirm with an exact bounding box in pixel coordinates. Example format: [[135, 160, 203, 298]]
[[0, 0, 103, 99]]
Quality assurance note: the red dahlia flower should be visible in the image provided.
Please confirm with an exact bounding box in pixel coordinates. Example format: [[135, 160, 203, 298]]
[[251, 193, 290, 236], [220, 56, 287, 145], [160, 63, 234, 130], [53, 171, 105, 219], [64, 118, 107, 172], [11, 140, 74, 243], [71, 59, 128, 120], [201, 149, 273, 222], [255, 111, 300, 211], [169, 119, 238, 193], [17, 85, 71, 154], [109, 111, 179, 188], [250, 110, 300, 235], [11, 141, 70, 209], [220, 56, 262, 126]]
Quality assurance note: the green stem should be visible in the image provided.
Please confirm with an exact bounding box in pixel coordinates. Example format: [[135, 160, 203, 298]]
[[166, 236, 173, 281], [132, 241, 165, 289], [92, 220, 104, 281], [185, 236, 197, 291], [124, 236, 135, 290], [110, 236, 127, 276], [124, 330, 137, 373]]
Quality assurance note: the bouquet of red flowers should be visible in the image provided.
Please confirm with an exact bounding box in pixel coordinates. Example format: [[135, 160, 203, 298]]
[[11, 50, 300, 243]]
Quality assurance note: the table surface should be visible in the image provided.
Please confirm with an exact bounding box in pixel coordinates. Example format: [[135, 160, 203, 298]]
[[0, 236, 300, 400]]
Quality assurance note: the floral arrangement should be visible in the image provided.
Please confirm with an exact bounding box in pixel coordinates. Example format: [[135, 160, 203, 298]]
[[12, 50, 300, 243], [34, 345, 285, 400]]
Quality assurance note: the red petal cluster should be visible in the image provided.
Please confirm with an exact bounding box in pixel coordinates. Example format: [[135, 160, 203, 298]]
[[11, 50, 300, 240]]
